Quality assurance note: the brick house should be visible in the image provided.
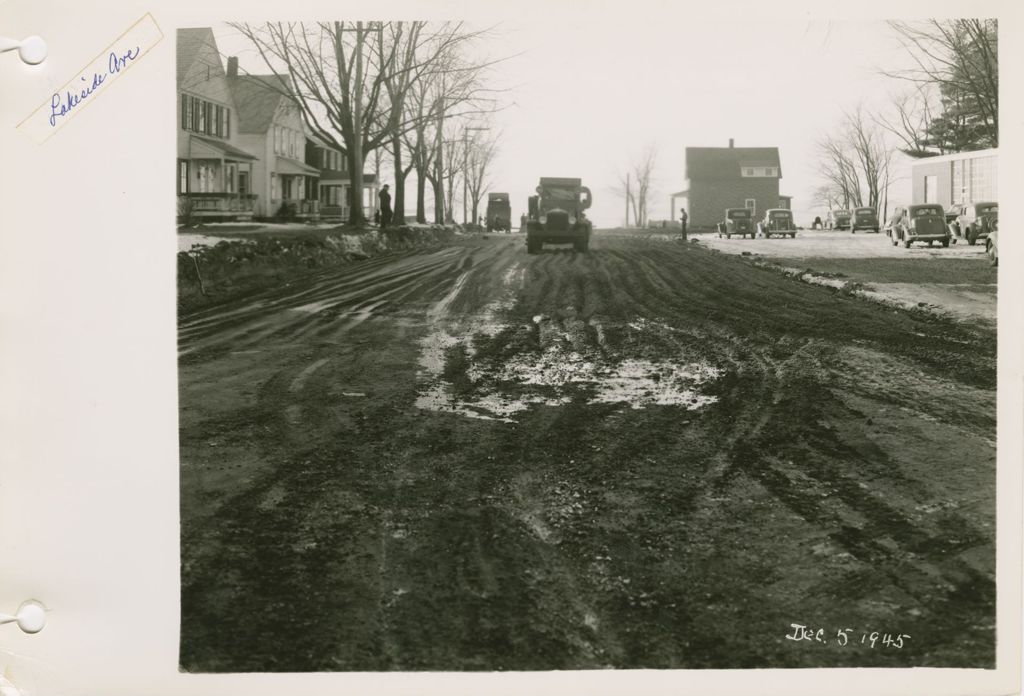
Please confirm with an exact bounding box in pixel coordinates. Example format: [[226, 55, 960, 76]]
[[176, 28, 258, 221], [671, 140, 791, 229], [227, 59, 320, 220]]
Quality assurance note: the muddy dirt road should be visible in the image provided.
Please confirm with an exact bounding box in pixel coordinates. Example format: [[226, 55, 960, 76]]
[[179, 232, 995, 671]]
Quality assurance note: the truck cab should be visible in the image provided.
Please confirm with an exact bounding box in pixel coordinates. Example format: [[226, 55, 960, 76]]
[[525, 177, 593, 253], [486, 193, 512, 232]]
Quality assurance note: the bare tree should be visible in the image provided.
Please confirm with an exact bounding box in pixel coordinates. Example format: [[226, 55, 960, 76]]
[[817, 107, 894, 213], [407, 52, 495, 223], [885, 19, 998, 151], [230, 21, 492, 227], [439, 132, 465, 223], [464, 127, 501, 226], [616, 146, 657, 227], [873, 85, 940, 157]]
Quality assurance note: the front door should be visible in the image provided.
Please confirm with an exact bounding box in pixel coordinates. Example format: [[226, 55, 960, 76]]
[[238, 171, 249, 197]]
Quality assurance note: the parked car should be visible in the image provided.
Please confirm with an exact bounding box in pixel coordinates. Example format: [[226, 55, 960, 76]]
[[757, 209, 797, 238], [986, 226, 998, 266], [850, 206, 880, 233], [716, 208, 754, 239], [890, 204, 950, 248], [947, 201, 998, 246], [826, 209, 852, 230]]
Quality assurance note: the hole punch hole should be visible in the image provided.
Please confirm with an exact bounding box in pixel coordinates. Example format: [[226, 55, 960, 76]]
[[15, 601, 46, 634], [19, 36, 47, 65], [0, 35, 46, 65]]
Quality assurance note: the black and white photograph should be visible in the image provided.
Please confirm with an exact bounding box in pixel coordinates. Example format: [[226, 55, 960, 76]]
[[175, 14, 1001, 674]]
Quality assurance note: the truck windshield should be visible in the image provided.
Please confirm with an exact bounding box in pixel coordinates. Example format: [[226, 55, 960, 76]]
[[544, 187, 577, 200]]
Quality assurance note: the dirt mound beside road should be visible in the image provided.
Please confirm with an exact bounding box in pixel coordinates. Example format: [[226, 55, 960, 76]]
[[177, 224, 456, 313]]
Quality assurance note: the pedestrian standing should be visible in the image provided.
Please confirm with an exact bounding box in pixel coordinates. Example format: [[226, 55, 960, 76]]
[[378, 184, 393, 227], [679, 208, 688, 241]]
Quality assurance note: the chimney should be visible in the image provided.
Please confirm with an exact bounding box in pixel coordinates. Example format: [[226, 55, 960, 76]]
[[227, 56, 238, 78], [728, 138, 734, 148]]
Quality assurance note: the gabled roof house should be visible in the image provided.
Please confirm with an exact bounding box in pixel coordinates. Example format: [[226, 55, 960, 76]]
[[227, 62, 321, 220], [176, 28, 258, 221], [671, 140, 791, 228]]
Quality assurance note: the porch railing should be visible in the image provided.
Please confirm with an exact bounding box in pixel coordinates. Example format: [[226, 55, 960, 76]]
[[184, 193, 257, 213]]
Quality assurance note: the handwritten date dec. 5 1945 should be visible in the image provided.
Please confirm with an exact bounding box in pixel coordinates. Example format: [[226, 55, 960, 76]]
[[786, 623, 911, 649]]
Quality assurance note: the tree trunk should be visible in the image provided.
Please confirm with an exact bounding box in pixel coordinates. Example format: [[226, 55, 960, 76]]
[[416, 169, 427, 223], [391, 133, 406, 226], [428, 175, 443, 224], [348, 145, 366, 227]]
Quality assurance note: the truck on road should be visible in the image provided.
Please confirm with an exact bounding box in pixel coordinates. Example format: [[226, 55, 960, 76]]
[[486, 193, 512, 232], [525, 177, 593, 254]]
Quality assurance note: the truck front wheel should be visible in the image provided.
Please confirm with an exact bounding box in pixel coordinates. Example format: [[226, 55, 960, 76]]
[[574, 238, 589, 253]]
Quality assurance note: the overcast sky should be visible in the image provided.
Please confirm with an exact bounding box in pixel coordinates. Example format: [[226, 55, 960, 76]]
[[213, 16, 923, 227]]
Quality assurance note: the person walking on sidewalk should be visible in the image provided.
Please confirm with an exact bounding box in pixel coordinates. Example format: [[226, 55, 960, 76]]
[[378, 184, 393, 227]]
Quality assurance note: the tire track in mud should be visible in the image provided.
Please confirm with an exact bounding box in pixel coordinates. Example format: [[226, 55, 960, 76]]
[[486, 238, 994, 665], [180, 234, 995, 670], [178, 245, 505, 359]]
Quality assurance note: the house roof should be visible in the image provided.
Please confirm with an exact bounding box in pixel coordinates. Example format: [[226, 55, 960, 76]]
[[685, 147, 782, 179], [274, 157, 320, 176], [177, 28, 219, 89], [307, 134, 342, 151], [190, 135, 257, 161], [229, 74, 291, 134]]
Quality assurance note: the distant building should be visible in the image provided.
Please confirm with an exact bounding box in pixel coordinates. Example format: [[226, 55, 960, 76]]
[[670, 139, 791, 228], [176, 28, 258, 221], [910, 148, 998, 208]]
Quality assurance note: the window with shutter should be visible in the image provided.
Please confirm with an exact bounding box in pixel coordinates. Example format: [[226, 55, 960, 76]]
[[178, 160, 189, 194], [192, 97, 200, 131], [181, 94, 187, 130]]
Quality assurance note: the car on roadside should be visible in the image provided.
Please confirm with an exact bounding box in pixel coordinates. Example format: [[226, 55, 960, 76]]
[[890, 204, 951, 249], [986, 226, 998, 266], [716, 208, 754, 239], [850, 206, 880, 233], [757, 209, 797, 238], [826, 209, 852, 230], [947, 201, 998, 246]]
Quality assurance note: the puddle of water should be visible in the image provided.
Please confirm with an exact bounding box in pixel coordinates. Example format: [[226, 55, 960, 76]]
[[416, 317, 719, 422], [412, 262, 719, 423]]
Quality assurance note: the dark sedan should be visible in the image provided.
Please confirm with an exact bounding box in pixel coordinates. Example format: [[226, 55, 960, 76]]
[[850, 206, 880, 233], [890, 204, 950, 248]]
